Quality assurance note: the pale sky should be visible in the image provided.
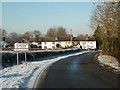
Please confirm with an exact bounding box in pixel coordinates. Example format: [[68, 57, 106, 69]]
[[1, 0, 96, 2], [0, 0, 118, 36], [1, 1, 98, 36]]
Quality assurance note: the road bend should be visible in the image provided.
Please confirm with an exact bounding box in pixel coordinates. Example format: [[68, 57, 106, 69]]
[[35, 51, 119, 88]]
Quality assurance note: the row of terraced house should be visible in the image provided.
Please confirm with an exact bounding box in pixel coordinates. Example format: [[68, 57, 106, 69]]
[[0, 36, 97, 50]]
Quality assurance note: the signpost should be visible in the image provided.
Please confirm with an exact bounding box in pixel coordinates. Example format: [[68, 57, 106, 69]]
[[17, 52, 19, 65], [25, 52, 27, 65], [14, 43, 29, 51], [14, 43, 29, 65]]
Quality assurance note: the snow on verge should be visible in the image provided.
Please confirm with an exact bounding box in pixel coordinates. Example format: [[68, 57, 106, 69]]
[[98, 55, 120, 73], [0, 51, 90, 89]]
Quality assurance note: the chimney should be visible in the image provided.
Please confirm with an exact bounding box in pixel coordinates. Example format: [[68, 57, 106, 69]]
[[55, 37, 59, 41], [86, 34, 88, 40], [2, 37, 5, 41]]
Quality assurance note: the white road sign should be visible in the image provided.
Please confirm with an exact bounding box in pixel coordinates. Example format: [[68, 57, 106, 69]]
[[14, 43, 29, 51]]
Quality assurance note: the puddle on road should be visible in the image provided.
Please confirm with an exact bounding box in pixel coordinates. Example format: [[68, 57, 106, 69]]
[[67, 57, 84, 72], [67, 58, 85, 81]]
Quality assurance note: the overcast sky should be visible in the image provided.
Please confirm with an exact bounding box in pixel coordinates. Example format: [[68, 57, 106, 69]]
[[2, 2, 95, 36]]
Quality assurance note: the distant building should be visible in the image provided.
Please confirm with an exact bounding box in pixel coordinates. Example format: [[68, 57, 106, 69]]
[[0, 40, 9, 48], [41, 41, 72, 49], [80, 41, 96, 50], [41, 41, 56, 49], [17, 39, 32, 48], [85, 34, 89, 40], [41, 36, 96, 50], [31, 42, 41, 48]]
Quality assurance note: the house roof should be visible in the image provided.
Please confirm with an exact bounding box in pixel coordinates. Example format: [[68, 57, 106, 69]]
[[31, 42, 39, 44], [0, 40, 9, 45], [80, 40, 96, 41], [41, 36, 96, 42], [41, 40, 96, 42], [32, 41, 38, 43], [18, 39, 32, 45]]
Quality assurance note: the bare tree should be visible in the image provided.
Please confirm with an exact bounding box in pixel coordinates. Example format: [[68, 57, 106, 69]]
[[90, 2, 120, 60], [77, 34, 86, 40], [6, 32, 21, 44], [32, 30, 41, 42], [56, 26, 67, 38], [21, 31, 31, 41], [46, 27, 56, 38]]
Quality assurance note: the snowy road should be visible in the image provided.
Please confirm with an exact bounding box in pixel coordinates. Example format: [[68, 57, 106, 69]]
[[36, 51, 119, 88]]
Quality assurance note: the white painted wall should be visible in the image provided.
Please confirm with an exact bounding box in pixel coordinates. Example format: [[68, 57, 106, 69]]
[[80, 41, 96, 49], [41, 41, 72, 49], [41, 42, 56, 49], [60, 41, 72, 48]]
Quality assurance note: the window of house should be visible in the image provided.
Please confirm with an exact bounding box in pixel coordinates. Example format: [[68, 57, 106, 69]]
[[58, 41, 61, 44], [44, 42, 46, 44], [52, 42, 55, 44], [44, 46, 47, 49], [82, 42, 86, 44], [52, 46, 55, 49]]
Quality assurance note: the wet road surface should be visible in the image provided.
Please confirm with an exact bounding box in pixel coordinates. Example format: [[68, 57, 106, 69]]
[[36, 51, 119, 88]]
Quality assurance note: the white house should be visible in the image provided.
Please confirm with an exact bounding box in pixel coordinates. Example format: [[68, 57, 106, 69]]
[[31, 42, 41, 48], [41, 41, 72, 49], [80, 41, 96, 49], [57, 41, 72, 48], [41, 41, 56, 49]]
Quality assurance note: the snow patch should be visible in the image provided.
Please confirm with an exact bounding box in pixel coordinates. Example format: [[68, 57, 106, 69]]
[[98, 55, 120, 73]]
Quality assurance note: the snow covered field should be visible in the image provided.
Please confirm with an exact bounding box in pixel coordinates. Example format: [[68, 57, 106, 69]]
[[0, 51, 90, 89], [98, 54, 120, 74]]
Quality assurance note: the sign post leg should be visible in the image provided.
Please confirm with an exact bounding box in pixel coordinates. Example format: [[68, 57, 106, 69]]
[[17, 52, 19, 65], [25, 52, 27, 65], [0, 50, 2, 70]]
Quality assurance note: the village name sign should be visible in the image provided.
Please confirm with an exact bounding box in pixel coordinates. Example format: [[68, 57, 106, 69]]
[[14, 43, 29, 65], [14, 43, 29, 51]]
